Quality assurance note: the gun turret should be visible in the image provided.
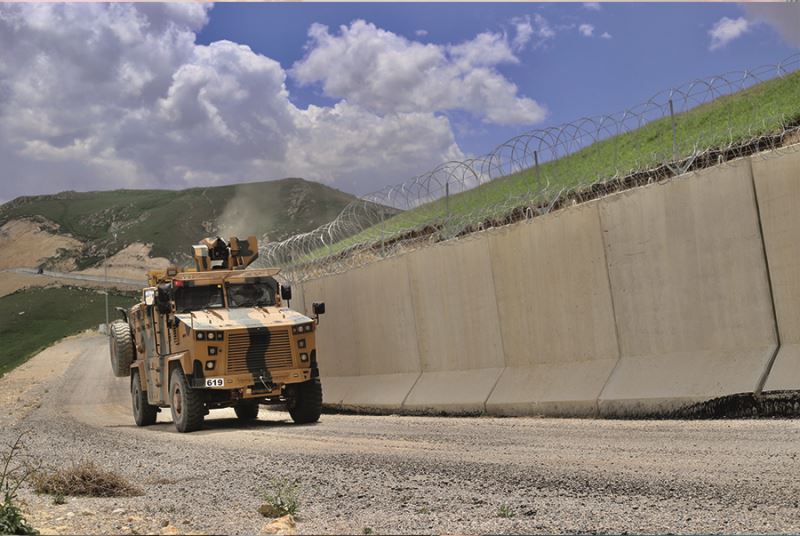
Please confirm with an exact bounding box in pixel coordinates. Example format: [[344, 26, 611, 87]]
[[192, 235, 259, 272]]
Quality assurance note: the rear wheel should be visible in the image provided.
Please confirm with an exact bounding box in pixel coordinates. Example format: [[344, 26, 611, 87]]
[[131, 370, 157, 426], [169, 368, 204, 433], [234, 400, 260, 420], [287, 379, 322, 424], [109, 320, 134, 378]]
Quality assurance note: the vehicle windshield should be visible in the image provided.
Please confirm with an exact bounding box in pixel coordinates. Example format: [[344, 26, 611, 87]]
[[227, 282, 276, 308], [174, 285, 224, 313]]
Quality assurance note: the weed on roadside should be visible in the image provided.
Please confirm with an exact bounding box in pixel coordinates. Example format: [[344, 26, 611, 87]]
[[362, 528, 374, 535], [258, 478, 300, 518], [51, 493, 66, 505], [0, 433, 39, 535], [32, 461, 141, 497], [497, 503, 516, 518]]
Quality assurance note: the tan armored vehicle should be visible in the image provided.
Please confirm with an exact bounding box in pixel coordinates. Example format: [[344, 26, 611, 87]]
[[108, 236, 325, 432]]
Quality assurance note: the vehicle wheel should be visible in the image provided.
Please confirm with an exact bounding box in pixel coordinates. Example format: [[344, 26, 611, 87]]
[[169, 368, 204, 433], [234, 400, 260, 420], [288, 379, 322, 424], [131, 370, 157, 426], [110, 320, 134, 378]]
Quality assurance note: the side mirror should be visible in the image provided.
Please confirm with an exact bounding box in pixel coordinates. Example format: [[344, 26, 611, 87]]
[[280, 285, 292, 301], [312, 302, 325, 324], [156, 284, 172, 315], [143, 288, 156, 306]]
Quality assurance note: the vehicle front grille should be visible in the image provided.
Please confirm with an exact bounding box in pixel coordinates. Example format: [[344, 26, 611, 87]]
[[226, 328, 294, 374]]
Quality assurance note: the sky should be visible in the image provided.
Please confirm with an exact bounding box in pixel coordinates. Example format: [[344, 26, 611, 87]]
[[0, 2, 798, 204]]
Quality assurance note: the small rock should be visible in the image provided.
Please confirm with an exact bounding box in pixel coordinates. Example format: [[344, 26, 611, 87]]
[[261, 514, 297, 535], [81, 511, 95, 516], [65, 512, 75, 519], [161, 519, 170, 528], [161, 524, 181, 535], [112, 508, 126, 515]]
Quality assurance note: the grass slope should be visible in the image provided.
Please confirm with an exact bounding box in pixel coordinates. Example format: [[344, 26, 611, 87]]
[[0, 178, 356, 266], [311, 70, 800, 259], [0, 287, 136, 377]]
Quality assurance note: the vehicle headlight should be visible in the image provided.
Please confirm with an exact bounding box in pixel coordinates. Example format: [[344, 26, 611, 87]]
[[196, 332, 205, 340], [297, 339, 306, 349], [300, 353, 308, 362], [207, 332, 216, 340]]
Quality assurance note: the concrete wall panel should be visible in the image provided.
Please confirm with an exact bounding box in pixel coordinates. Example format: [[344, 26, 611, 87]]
[[403, 238, 505, 413], [752, 147, 800, 391], [303, 255, 422, 408], [598, 158, 777, 415], [486, 202, 620, 416]]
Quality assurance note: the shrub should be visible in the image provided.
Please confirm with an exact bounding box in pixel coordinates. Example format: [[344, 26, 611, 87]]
[[0, 433, 39, 535], [31, 461, 141, 498], [259, 478, 300, 518]]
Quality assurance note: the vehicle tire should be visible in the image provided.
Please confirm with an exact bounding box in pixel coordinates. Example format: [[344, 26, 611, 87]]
[[288, 379, 322, 424], [234, 400, 260, 420], [169, 368, 204, 433], [131, 370, 157, 426], [110, 320, 134, 378]]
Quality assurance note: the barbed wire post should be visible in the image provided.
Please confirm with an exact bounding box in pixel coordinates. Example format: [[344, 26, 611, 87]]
[[669, 98, 678, 162]]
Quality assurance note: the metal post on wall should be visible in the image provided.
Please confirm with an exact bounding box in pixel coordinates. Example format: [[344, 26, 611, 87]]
[[669, 98, 678, 163], [445, 182, 450, 220], [534, 150, 541, 193]]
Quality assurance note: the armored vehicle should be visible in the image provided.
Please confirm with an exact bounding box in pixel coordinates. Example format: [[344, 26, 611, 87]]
[[108, 235, 325, 432]]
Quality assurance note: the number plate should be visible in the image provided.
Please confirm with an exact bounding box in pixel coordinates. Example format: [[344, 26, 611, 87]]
[[205, 378, 225, 388]]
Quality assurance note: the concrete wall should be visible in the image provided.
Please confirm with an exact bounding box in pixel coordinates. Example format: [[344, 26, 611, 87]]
[[300, 146, 799, 417], [403, 238, 504, 413], [752, 148, 800, 391], [485, 202, 619, 417], [597, 158, 778, 415], [301, 256, 421, 410]]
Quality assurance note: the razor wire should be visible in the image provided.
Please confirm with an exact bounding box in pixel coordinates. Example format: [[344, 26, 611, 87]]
[[261, 54, 800, 283]]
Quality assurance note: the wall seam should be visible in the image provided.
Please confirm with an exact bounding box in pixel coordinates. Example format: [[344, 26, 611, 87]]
[[595, 201, 625, 418], [483, 235, 508, 414], [401, 252, 425, 408], [747, 156, 782, 396]]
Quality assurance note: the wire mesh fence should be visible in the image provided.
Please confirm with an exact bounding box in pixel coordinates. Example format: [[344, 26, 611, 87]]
[[261, 54, 800, 283]]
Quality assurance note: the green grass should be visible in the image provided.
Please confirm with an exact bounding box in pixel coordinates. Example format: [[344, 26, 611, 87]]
[[0, 178, 357, 265], [0, 287, 137, 377], [300, 70, 800, 263]]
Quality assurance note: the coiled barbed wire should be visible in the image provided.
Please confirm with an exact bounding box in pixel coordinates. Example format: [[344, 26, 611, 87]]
[[261, 54, 800, 283]]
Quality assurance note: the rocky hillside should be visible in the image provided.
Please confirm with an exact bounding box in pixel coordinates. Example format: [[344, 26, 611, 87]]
[[0, 178, 359, 269]]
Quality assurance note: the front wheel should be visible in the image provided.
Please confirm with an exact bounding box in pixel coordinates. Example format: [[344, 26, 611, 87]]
[[169, 368, 204, 433], [287, 379, 322, 424], [131, 370, 157, 426]]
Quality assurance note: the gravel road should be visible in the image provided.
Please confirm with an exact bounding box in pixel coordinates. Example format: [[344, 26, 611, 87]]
[[2, 333, 800, 535]]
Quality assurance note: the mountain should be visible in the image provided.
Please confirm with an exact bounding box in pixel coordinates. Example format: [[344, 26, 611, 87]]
[[0, 178, 358, 269]]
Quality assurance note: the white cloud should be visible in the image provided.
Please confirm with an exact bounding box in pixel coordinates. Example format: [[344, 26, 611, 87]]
[[600, 31, 612, 39], [583, 3, 602, 10], [0, 5, 466, 198], [708, 16, 750, 51], [415, 29, 428, 37], [743, 4, 800, 47], [511, 14, 555, 51], [578, 23, 594, 37], [291, 20, 546, 126]]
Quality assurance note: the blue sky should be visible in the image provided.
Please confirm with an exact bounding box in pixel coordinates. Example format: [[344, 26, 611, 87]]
[[0, 3, 797, 202], [197, 2, 798, 157]]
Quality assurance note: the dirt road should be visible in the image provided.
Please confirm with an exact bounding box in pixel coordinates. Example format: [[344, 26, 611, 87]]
[[3, 334, 800, 535]]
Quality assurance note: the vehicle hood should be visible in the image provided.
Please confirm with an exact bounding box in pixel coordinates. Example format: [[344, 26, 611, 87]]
[[174, 308, 312, 331]]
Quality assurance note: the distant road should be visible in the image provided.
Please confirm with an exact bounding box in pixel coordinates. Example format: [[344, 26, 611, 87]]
[[5, 267, 145, 287]]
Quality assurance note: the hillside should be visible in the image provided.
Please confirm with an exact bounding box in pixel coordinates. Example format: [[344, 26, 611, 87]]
[[294, 68, 800, 262], [0, 178, 358, 268]]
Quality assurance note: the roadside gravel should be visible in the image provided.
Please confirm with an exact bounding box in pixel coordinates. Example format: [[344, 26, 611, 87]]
[[2, 334, 800, 535]]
